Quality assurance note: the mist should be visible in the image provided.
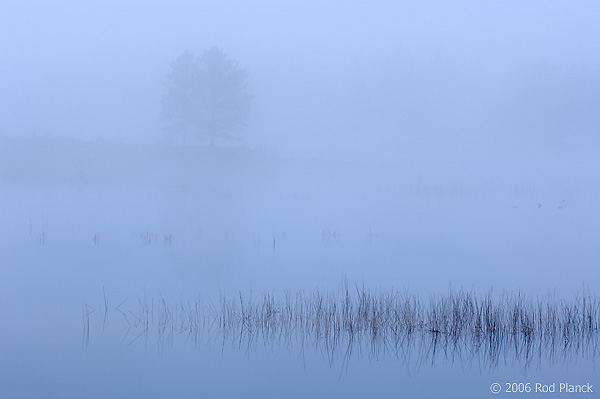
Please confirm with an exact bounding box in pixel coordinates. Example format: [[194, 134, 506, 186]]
[[2, 1, 599, 167], [1, 1, 599, 398]]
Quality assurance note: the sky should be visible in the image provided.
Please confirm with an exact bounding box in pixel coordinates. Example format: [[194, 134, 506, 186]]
[[1, 0, 599, 165]]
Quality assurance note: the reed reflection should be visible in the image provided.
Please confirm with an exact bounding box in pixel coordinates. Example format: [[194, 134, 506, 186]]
[[88, 283, 599, 371]]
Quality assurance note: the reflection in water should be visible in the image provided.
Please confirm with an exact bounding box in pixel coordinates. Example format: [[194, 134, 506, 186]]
[[87, 284, 599, 372]]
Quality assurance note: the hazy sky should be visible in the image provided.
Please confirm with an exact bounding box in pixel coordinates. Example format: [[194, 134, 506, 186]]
[[1, 1, 599, 163]]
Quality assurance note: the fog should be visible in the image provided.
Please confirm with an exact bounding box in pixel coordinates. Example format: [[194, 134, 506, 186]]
[[1, 1, 599, 398], [2, 1, 599, 166]]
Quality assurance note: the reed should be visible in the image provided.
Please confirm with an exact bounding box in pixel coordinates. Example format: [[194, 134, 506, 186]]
[[94, 283, 600, 367]]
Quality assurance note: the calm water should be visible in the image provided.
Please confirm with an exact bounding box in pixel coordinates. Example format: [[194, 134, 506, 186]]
[[1, 168, 599, 398]]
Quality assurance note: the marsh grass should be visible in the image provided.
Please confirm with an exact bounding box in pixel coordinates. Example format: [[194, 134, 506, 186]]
[[93, 283, 599, 368], [36, 231, 47, 246], [29, 215, 49, 246], [129, 230, 173, 247], [81, 304, 95, 351]]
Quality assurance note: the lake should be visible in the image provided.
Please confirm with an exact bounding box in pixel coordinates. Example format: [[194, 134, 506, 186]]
[[1, 145, 599, 398]]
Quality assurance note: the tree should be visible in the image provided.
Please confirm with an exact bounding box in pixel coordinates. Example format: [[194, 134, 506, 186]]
[[162, 47, 252, 145], [162, 51, 197, 145]]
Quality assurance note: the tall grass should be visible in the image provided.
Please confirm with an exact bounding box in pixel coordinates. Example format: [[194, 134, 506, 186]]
[[97, 284, 599, 367]]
